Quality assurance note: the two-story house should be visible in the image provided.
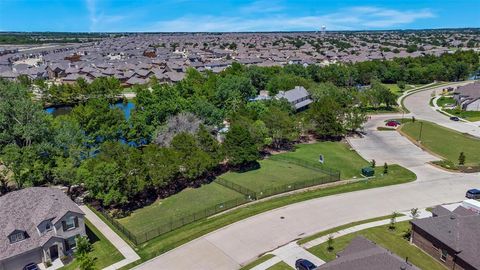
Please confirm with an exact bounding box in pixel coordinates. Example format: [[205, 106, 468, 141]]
[[0, 187, 86, 270], [275, 86, 313, 111]]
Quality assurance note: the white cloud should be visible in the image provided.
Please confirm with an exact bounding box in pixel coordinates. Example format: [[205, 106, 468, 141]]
[[85, 0, 126, 32], [145, 6, 435, 32]]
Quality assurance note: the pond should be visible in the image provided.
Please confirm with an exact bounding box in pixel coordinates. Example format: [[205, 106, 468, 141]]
[[45, 101, 135, 120]]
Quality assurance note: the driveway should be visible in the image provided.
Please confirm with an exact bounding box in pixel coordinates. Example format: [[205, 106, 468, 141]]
[[403, 81, 480, 138], [134, 115, 479, 270]]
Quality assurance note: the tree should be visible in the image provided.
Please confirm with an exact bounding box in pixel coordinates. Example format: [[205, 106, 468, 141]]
[[308, 97, 345, 139], [75, 236, 92, 256], [0, 168, 8, 195], [410, 208, 419, 219], [171, 132, 215, 180], [397, 81, 406, 91], [261, 107, 298, 149], [458, 152, 466, 165], [143, 145, 179, 189], [155, 112, 203, 146], [215, 75, 256, 111], [389, 211, 399, 230], [78, 254, 96, 270], [223, 124, 259, 168], [327, 235, 334, 252], [383, 162, 388, 174], [196, 125, 222, 162]]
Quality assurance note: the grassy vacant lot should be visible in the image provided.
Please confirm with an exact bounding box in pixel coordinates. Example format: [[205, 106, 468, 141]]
[[221, 159, 327, 192], [267, 261, 293, 270], [280, 142, 369, 179], [308, 222, 446, 270], [400, 120, 480, 166], [115, 165, 415, 269], [117, 183, 245, 235], [220, 141, 369, 192], [61, 220, 124, 270]]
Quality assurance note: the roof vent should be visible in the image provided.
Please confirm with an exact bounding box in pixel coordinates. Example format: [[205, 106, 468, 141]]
[[450, 215, 456, 220]]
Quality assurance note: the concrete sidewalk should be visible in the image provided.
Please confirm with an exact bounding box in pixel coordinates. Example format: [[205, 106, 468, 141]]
[[302, 208, 431, 249], [79, 205, 141, 270]]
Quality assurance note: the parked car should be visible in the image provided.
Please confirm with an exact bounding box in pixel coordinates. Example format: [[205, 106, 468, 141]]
[[385, 120, 400, 127], [466, 189, 480, 199], [295, 259, 317, 270], [23, 263, 39, 270], [450, 116, 460, 121]]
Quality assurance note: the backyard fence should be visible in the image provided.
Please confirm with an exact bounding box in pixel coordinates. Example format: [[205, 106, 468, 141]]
[[97, 196, 249, 245], [95, 157, 340, 245]]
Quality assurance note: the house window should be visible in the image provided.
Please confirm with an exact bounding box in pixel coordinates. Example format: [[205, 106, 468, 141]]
[[65, 235, 77, 250], [65, 216, 76, 230], [440, 249, 448, 262], [9, 232, 25, 243]]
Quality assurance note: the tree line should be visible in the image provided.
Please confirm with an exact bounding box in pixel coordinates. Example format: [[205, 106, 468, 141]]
[[0, 50, 478, 210]]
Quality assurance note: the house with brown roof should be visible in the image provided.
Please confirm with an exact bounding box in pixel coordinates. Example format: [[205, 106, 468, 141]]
[[410, 205, 480, 270], [0, 187, 86, 270], [316, 236, 419, 270], [453, 82, 480, 111]]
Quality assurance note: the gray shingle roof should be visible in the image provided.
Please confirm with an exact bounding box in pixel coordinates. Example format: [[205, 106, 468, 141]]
[[0, 187, 84, 260], [316, 236, 419, 270], [411, 206, 480, 269]]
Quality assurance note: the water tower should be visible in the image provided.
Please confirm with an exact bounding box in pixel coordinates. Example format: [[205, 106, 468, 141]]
[[321, 25, 326, 36]]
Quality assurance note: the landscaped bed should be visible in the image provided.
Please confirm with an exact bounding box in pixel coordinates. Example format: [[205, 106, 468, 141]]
[[308, 221, 446, 270], [117, 183, 246, 235], [400, 120, 480, 168]]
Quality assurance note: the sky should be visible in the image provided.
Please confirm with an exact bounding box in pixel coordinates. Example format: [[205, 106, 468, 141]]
[[0, 0, 479, 32]]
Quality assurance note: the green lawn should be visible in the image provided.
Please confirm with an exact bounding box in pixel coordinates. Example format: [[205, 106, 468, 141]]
[[297, 214, 397, 245], [400, 120, 480, 166], [267, 261, 293, 270], [445, 109, 480, 122], [61, 220, 124, 270], [220, 141, 370, 193], [240, 254, 275, 270], [220, 159, 328, 192], [117, 183, 245, 235], [437, 96, 455, 107], [280, 142, 370, 179], [308, 221, 446, 270], [382, 83, 413, 96]]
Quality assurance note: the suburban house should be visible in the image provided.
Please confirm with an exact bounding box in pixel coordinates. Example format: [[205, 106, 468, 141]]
[[315, 236, 419, 270], [275, 86, 313, 111], [0, 187, 86, 270], [453, 82, 480, 111], [410, 204, 480, 270]]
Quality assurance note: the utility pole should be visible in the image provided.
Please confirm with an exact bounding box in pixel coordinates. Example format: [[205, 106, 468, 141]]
[[418, 122, 424, 143]]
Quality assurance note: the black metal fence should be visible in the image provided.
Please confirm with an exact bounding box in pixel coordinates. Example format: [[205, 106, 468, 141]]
[[96, 156, 340, 245], [215, 177, 256, 198], [97, 196, 249, 245]]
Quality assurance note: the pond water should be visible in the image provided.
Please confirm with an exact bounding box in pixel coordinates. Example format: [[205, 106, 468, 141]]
[[45, 101, 135, 120]]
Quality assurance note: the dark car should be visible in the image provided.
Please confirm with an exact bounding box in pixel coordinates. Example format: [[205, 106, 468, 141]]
[[386, 121, 399, 127], [295, 259, 317, 270], [466, 189, 480, 199], [23, 263, 39, 270], [450, 116, 460, 121]]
